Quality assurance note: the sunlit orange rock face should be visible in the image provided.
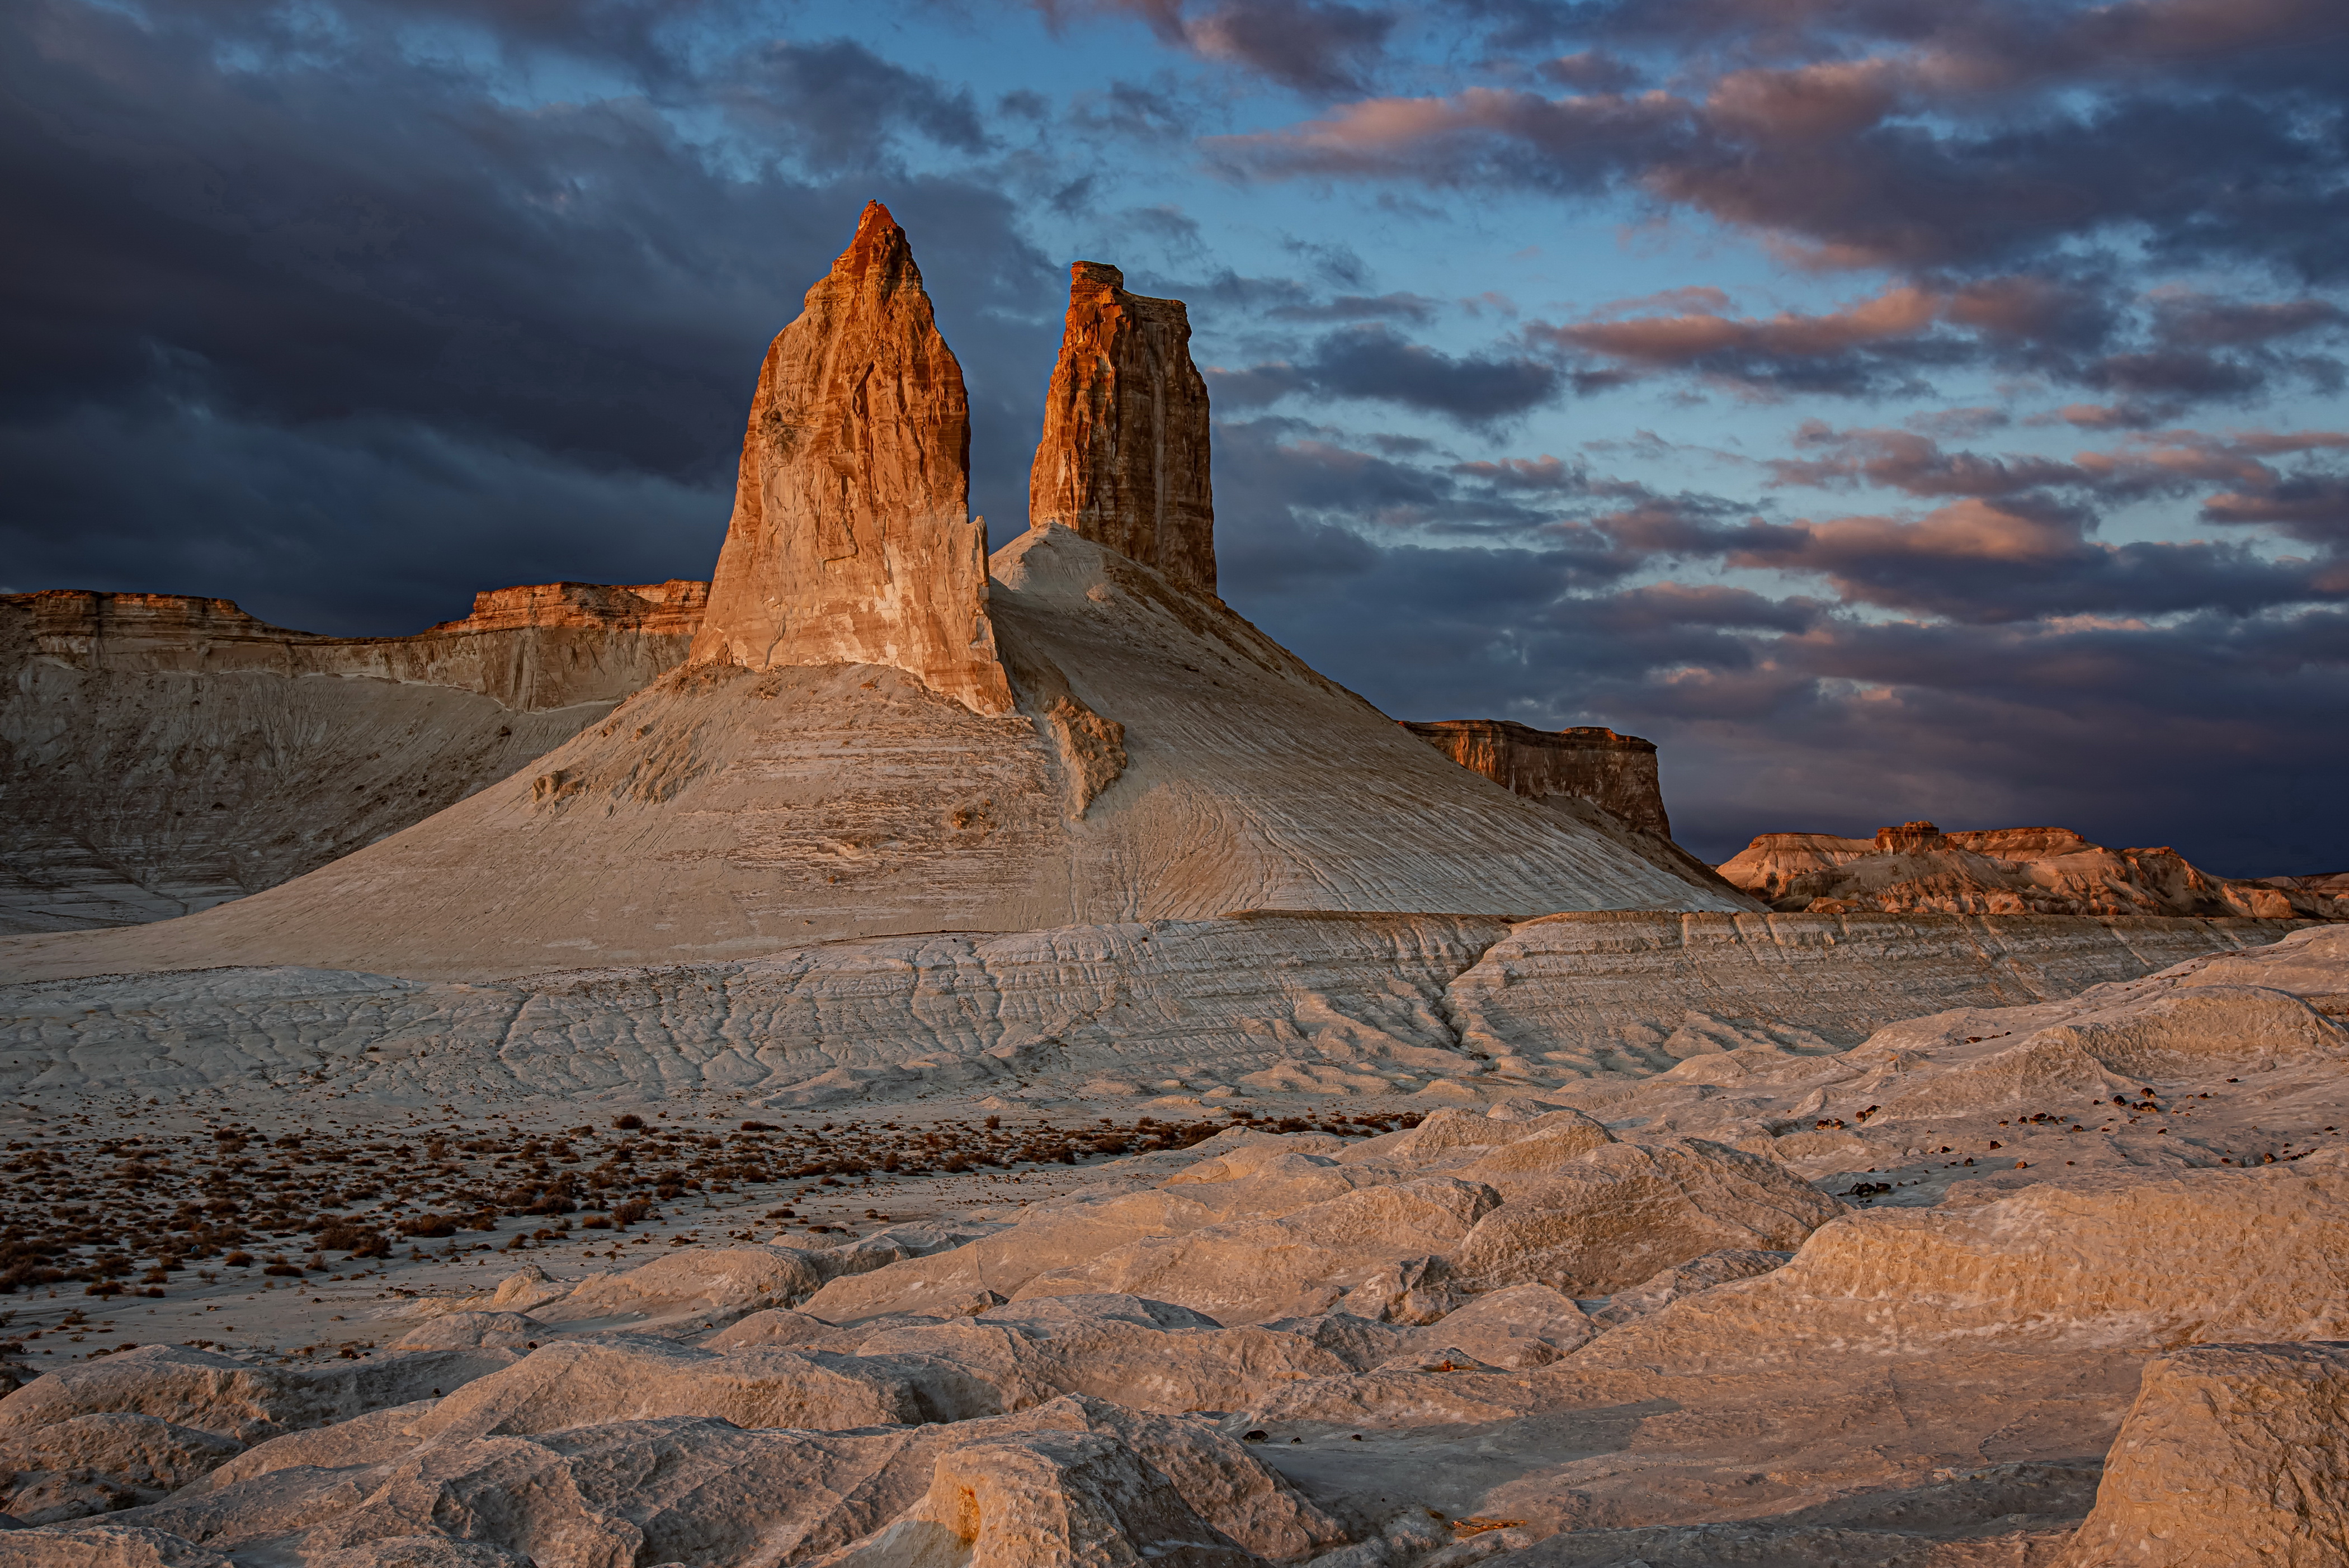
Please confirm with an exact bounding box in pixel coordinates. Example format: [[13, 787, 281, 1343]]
[[1719, 821, 2345, 920], [1027, 261, 1216, 596], [689, 201, 1013, 716], [1404, 719, 1673, 838]]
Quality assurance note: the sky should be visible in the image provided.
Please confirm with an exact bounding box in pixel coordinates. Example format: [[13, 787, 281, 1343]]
[[5, 0, 2347, 873]]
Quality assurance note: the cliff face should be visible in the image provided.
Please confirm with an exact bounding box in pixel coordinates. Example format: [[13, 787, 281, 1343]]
[[2260, 871, 2349, 919], [689, 202, 1012, 716], [13, 581, 704, 714], [1719, 821, 2344, 921], [1400, 717, 1758, 908], [1404, 719, 1671, 837], [0, 582, 705, 932], [1027, 261, 1216, 595]]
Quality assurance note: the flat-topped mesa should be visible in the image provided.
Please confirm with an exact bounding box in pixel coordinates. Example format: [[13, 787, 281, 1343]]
[[1404, 719, 1671, 838], [432, 580, 708, 637], [689, 201, 1013, 716], [1718, 822, 2343, 920], [1027, 261, 1216, 595], [1874, 819, 1948, 854]]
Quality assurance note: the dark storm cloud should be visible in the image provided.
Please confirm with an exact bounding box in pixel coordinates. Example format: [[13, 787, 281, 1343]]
[[2204, 475, 2349, 552], [1033, 0, 1397, 92], [0, 0, 1061, 633], [1211, 415, 1587, 536], [1265, 292, 1441, 323], [1219, 505, 2349, 871], [0, 405, 728, 635], [1208, 324, 1563, 423], [724, 39, 994, 166]]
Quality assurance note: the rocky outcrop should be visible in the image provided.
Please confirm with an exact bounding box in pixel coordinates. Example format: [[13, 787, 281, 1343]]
[[690, 201, 1013, 717], [1, 523, 1752, 976], [1403, 718, 1754, 906], [0, 910, 2298, 1105], [1027, 262, 1216, 596], [2059, 1342, 2349, 1567], [3, 925, 2349, 1564], [1720, 820, 2343, 921], [0, 584, 706, 933], [2259, 870, 2349, 919], [6, 582, 705, 714], [1405, 720, 1671, 837]]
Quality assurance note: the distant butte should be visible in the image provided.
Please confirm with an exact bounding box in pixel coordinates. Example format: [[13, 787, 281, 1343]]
[[1405, 717, 1744, 901], [1720, 819, 2347, 920], [1405, 719, 1673, 838]]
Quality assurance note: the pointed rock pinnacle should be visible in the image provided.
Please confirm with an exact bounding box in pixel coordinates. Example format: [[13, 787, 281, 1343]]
[[690, 201, 1013, 716]]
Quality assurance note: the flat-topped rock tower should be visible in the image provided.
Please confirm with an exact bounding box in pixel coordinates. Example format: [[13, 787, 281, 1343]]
[[1028, 261, 1217, 596]]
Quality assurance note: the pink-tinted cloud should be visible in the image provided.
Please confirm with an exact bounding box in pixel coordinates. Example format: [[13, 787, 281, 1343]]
[[1766, 424, 2086, 497], [1537, 285, 1939, 366]]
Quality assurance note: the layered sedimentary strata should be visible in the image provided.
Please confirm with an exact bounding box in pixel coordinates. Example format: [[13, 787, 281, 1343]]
[[0, 910, 2298, 1102], [1404, 718, 1752, 904], [1027, 261, 1216, 596], [1720, 819, 2341, 920], [1404, 720, 1671, 837], [2259, 869, 2349, 919], [0, 527, 1747, 978], [0, 584, 705, 933], [2059, 1342, 2349, 1567], [0, 924, 2346, 1562], [688, 201, 1012, 717], [8, 581, 704, 712]]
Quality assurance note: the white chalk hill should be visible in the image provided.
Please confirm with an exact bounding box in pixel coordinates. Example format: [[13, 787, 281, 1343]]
[[0, 205, 1741, 985]]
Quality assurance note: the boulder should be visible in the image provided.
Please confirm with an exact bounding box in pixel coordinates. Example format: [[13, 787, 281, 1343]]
[[0, 1346, 512, 1448], [803, 1191, 1219, 1323], [413, 1336, 1002, 1440], [1447, 1139, 1842, 1295], [530, 1245, 824, 1330], [1585, 1248, 1794, 1326], [1012, 1178, 1503, 1324], [154, 1395, 1337, 1568], [1874, 985, 2348, 1121], [386, 1314, 546, 1353], [845, 1293, 1364, 1414], [1407, 1283, 1595, 1368], [0, 1414, 242, 1524], [1582, 1159, 2349, 1368], [2059, 1341, 2349, 1567], [808, 1429, 1258, 1567]]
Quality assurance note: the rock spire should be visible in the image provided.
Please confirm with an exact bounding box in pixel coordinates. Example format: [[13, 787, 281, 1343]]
[[1027, 261, 1216, 594], [690, 201, 1013, 716]]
